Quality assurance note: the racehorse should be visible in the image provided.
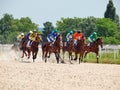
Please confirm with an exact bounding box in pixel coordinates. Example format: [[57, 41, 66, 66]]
[[84, 38, 103, 63], [62, 39, 74, 64], [42, 34, 63, 63], [12, 43, 20, 51], [74, 37, 85, 64], [21, 34, 42, 62]]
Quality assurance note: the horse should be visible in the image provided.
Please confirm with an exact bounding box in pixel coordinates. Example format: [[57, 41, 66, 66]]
[[74, 37, 85, 64], [84, 38, 103, 63], [11, 43, 20, 51], [62, 39, 75, 64], [20, 34, 42, 62], [42, 34, 63, 63]]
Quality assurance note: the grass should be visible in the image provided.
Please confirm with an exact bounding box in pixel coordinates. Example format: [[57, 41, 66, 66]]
[[83, 52, 120, 64], [61, 51, 120, 64]]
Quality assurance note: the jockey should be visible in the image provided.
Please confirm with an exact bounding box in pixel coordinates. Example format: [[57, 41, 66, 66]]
[[25, 31, 33, 41], [47, 29, 59, 44], [88, 32, 97, 42], [17, 33, 25, 40], [88, 32, 97, 46], [66, 30, 73, 43], [73, 30, 83, 45], [27, 30, 37, 47], [17, 33, 25, 46]]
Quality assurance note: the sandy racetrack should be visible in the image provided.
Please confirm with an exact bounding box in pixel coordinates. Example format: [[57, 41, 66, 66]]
[[0, 46, 120, 90]]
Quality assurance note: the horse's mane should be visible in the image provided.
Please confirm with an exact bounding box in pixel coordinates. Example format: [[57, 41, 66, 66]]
[[96, 38, 102, 42], [56, 34, 60, 40]]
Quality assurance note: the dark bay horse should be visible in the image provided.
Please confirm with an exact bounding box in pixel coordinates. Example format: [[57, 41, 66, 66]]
[[84, 38, 103, 63], [74, 37, 85, 64], [42, 34, 63, 63], [21, 34, 42, 62], [62, 40, 74, 64]]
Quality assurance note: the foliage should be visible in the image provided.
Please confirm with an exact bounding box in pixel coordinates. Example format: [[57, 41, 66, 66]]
[[56, 17, 120, 44], [104, 0, 116, 21], [42, 21, 54, 42], [0, 13, 38, 44], [104, 0, 119, 24], [96, 18, 118, 37]]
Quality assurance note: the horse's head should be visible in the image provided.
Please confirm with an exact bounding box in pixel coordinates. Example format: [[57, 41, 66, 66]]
[[35, 34, 43, 43], [95, 38, 103, 48], [55, 34, 63, 48], [77, 38, 84, 46]]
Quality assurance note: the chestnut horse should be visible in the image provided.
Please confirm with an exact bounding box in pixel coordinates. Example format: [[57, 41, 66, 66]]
[[42, 34, 63, 63], [62, 39, 74, 64], [20, 34, 42, 62], [84, 38, 103, 63], [74, 37, 85, 64]]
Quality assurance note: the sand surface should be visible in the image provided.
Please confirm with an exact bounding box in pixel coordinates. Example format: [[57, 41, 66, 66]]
[[0, 46, 120, 90]]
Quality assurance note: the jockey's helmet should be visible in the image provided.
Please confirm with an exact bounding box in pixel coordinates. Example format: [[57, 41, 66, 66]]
[[33, 30, 37, 33], [29, 31, 33, 34], [21, 33, 24, 36], [54, 29, 58, 33], [77, 30, 81, 33], [70, 30, 73, 34], [93, 32, 97, 35]]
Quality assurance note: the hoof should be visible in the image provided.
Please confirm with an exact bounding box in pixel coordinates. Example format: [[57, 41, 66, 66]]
[[61, 60, 66, 64], [74, 58, 77, 61]]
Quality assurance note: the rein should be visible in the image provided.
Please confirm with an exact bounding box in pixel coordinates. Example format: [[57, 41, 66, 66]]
[[32, 42, 39, 49]]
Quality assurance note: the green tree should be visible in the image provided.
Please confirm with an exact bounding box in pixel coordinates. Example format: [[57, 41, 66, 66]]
[[96, 18, 118, 37], [104, 0, 116, 21], [81, 16, 97, 37], [42, 21, 54, 41], [0, 13, 38, 44], [0, 13, 14, 43], [19, 17, 38, 33]]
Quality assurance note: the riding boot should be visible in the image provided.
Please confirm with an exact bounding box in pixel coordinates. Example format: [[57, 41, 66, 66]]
[[30, 40, 33, 46]]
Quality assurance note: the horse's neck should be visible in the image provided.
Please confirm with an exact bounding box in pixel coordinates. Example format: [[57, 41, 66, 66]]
[[91, 41, 99, 48], [54, 40, 61, 47], [32, 41, 39, 46]]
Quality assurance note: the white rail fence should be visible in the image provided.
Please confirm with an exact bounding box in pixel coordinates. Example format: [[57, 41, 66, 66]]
[[99, 45, 120, 60], [0, 44, 120, 60]]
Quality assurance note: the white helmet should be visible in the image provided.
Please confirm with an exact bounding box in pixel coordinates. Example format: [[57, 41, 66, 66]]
[[29, 31, 33, 33], [21, 33, 24, 36]]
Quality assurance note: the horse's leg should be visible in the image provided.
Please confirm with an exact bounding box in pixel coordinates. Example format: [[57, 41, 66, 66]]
[[27, 50, 31, 59], [62, 51, 65, 61], [96, 52, 99, 63], [69, 52, 72, 64], [81, 53, 84, 62], [79, 53, 83, 64], [24, 51, 27, 57], [84, 51, 88, 58], [32, 51, 37, 62], [74, 52, 78, 61], [44, 51, 48, 63], [55, 53, 59, 64], [79, 54, 81, 64], [21, 50, 24, 58], [42, 48, 45, 61], [48, 51, 51, 58]]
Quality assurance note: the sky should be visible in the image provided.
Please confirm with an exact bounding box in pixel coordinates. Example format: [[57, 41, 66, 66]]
[[0, 0, 120, 27]]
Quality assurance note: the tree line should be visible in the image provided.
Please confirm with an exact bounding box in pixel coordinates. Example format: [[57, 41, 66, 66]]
[[0, 0, 120, 44]]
